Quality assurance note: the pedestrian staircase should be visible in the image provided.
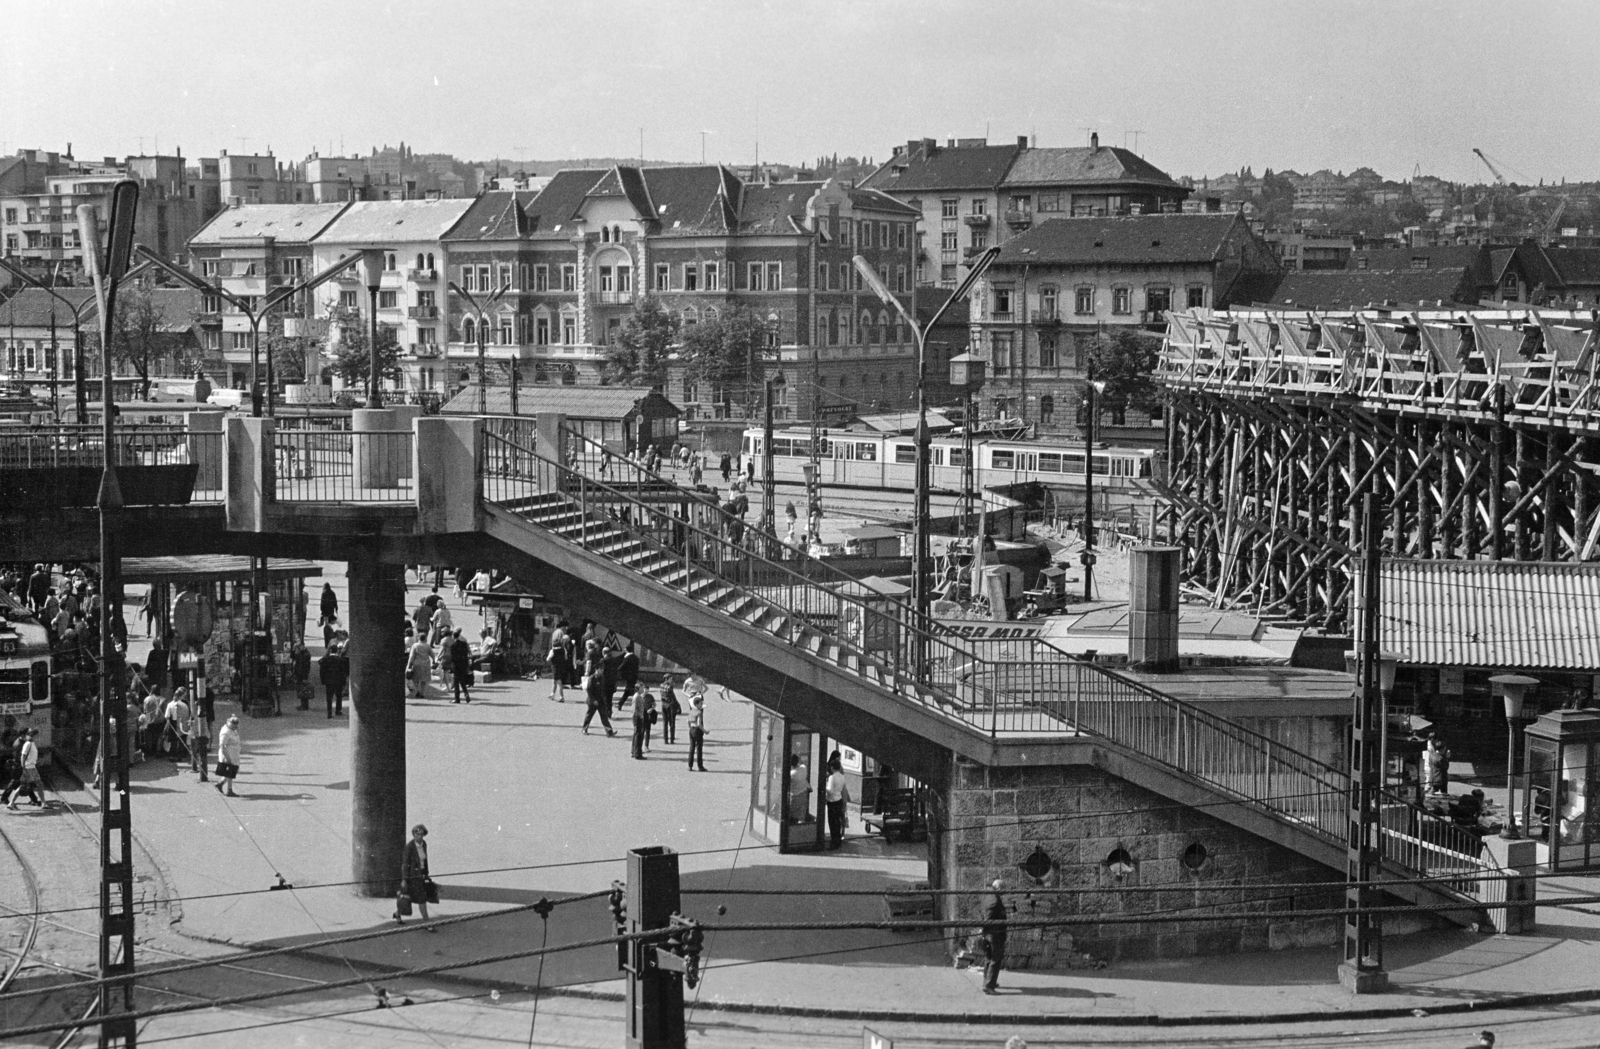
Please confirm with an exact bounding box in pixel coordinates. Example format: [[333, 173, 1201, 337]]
[[478, 432, 1490, 921]]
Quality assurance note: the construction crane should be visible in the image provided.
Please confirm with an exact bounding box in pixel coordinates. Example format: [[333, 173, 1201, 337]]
[[1473, 148, 1507, 185], [1542, 198, 1568, 244]]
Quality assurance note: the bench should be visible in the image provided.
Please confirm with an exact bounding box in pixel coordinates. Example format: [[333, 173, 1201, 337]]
[[862, 787, 926, 843]]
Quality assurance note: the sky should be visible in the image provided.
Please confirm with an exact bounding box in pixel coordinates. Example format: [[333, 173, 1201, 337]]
[[3, 0, 1598, 185]]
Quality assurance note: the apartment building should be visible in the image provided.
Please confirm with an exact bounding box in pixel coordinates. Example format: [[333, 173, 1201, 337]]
[[0, 286, 205, 391], [970, 212, 1279, 435], [186, 202, 349, 388], [862, 133, 1190, 286]]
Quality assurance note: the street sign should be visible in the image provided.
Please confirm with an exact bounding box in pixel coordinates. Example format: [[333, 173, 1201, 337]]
[[863, 1028, 893, 1049]]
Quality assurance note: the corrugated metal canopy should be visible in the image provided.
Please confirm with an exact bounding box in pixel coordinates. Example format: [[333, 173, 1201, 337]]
[[121, 556, 323, 584], [1381, 559, 1600, 670]]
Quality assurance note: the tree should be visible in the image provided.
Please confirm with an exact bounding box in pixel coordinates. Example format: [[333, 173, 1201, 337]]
[[678, 305, 771, 415], [603, 294, 678, 387], [1084, 328, 1162, 425], [108, 280, 204, 399], [325, 306, 401, 392]]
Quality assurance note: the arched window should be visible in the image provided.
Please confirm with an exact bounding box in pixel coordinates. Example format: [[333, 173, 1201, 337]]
[[427, 253, 435, 270], [461, 317, 475, 344], [386, 252, 396, 271], [1040, 394, 1055, 426], [600, 226, 610, 243], [704, 307, 718, 323], [612, 225, 622, 242], [683, 306, 699, 327], [416, 253, 424, 271], [878, 310, 891, 345], [859, 311, 872, 344]]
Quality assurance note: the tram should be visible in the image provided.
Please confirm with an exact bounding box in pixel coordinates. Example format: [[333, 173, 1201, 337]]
[[0, 594, 52, 755], [740, 426, 1156, 493]]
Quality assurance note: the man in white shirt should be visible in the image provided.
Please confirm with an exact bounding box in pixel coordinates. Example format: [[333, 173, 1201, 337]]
[[164, 689, 192, 760], [5, 729, 42, 808], [824, 757, 849, 850]]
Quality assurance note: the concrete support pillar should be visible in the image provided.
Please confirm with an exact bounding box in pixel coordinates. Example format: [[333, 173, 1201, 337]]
[[348, 543, 407, 897], [352, 407, 400, 489], [390, 404, 422, 480]]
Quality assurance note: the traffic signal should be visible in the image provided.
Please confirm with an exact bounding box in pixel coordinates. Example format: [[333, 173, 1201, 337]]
[[608, 879, 629, 971]]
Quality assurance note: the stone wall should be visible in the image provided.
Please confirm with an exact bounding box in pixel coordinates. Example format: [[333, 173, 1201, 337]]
[[934, 758, 1352, 966]]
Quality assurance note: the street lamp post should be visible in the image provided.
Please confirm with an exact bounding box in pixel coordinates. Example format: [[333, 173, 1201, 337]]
[[1490, 674, 1539, 838], [760, 371, 785, 544], [361, 253, 385, 407], [854, 247, 998, 675], [445, 280, 510, 415], [1082, 366, 1107, 601], [948, 353, 986, 541], [134, 246, 361, 418], [0, 255, 98, 421]]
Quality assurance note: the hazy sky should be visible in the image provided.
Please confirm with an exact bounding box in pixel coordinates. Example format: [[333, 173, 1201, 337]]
[[3, 0, 1596, 184]]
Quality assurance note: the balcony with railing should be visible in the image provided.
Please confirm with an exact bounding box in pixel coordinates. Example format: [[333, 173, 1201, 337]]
[[407, 305, 440, 319], [1003, 209, 1033, 229], [1031, 309, 1061, 326], [594, 289, 634, 306], [407, 268, 439, 283]]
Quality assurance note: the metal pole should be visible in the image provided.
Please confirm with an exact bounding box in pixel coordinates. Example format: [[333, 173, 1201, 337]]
[[367, 284, 382, 408], [477, 305, 487, 415], [1340, 492, 1388, 994], [761, 377, 776, 541], [1505, 717, 1519, 838], [913, 324, 930, 682], [49, 307, 59, 422], [248, 311, 262, 418], [1083, 369, 1096, 601]]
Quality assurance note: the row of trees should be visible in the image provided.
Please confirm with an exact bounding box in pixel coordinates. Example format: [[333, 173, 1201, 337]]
[[602, 295, 771, 411]]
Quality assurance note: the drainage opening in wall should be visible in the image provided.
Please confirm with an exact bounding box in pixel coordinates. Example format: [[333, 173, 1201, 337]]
[[1105, 847, 1135, 879], [1182, 842, 1208, 872]]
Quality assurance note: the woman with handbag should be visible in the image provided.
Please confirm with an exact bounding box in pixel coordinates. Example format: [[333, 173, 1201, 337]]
[[215, 715, 241, 797], [395, 823, 435, 927]]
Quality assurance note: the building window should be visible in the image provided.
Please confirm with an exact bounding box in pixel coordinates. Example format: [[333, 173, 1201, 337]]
[[704, 262, 720, 290], [417, 327, 436, 345], [385, 252, 397, 271], [599, 266, 615, 293], [940, 263, 956, 283], [654, 263, 670, 291], [817, 262, 830, 290], [499, 318, 514, 344], [747, 263, 764, 291], [971, 199, 987, 216], [561, 314, 576, 344], [477, 265, 491, 289], [535, 315, 550, 344], [837, 218, 851, 247], [1500, 272, 1519, 300], [379, 290, 398, 309], [1037, 191, 1064, 213], [991, 332, 1014, 376], [878, 222, 889, 247], [896, 265, 908, 293], [765, 261, 781, 290], [462, 317, 476, 344], [462, 265, 476, 292], [1075, 286, 1094, 315], [519, 263, 529, 289], [532, 264, 549, 291], [231, 332, 250, 350], [497, 264, 512, 289], [970, 229, 988, 251], [618, 266, 632, 294], [1146, 287, 1172, 315], [1112, 287, 1131, 314], [1039, 286, 1057, 320], [340, 290, 358, 309], [202, 260, 219, 277], [561, 265, 576, 292], [896, 224, 908, 249], [1040, 394, 1055, 425], [1186, 285, 1206, 309], [839, 263, 851, 290], [202, 293, 221, 314], [992, 287, 1012, 318], [941, 198, 959, 219], [683, 265, 698, 292], [940, 230, 958, 252], [1039, 336, 1057, 368]]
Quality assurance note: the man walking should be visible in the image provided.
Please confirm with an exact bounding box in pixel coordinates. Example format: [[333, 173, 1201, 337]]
[[319, 583, 339, 649], [686, 693, 707, 771], [448, 629, 473, 704], [190, 689, 213, 782], [981, 879, 1009, 994], [291, 642, 313, 711], [631, 689, 653, 760], [4, 730, 42, 808], [319, 643, 349, 717], [618, 643, 640, 708]]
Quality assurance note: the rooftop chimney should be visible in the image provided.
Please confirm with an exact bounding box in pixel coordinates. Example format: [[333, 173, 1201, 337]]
[[1128, 546, 1180, 672], [1090, 131, 1100, 152], [1017, 135, 1028, 148]]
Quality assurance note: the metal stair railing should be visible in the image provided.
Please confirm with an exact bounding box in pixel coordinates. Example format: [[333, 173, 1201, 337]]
[[479, 431, 1486, 890]]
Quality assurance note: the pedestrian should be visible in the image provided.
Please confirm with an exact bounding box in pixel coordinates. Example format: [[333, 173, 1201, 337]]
[[405, 636, 434, 699], [429, 600, 453, 647], [291, 641, 313, 710], [719, 453, 731, 483], [163, 687, 191, 761], [448, 628, 473, 704], [137, 588, 154, 637], [189, 693, 212, 781], [395, 824, 434, 926], [319, 642, 349, 717], [4, 729, 42, 809], [686, 693, 707, 772], [641, 689, 657, 751], [690, 458, 703, 487], [600, 449, 612, 479], [26, 564, 50, 615], [659, 679, 680, 745], [788, 753, 812, 823], [580, 646, 616, 736], [319, 582, 338, 631], [411, 599, 432, 640], [296, 584, 309, 639], [601, 641, 623, 709], [547, 627, 571, 702], [142, 684, 165, 758], [746, 458, 756, 485], [631, 689, 653, 760], [1424, 734, 1450, 795], [618, 643, 640, 708], [824, 756, 849, 849], [454, 566, 471, 604], [215, 715, 241, 797], [146, 635, 169, 697], [981, 879, 1009, 994]]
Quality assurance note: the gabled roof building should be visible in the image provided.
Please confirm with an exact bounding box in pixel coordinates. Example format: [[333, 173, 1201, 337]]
[[862, 132, 1190, 287]]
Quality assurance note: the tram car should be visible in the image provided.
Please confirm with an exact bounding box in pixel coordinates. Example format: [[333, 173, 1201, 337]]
[[0, 594, 53, 755], [740, 427, 1156, 494]]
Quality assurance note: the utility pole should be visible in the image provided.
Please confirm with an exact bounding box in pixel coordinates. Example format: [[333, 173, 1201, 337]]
[[1082, 365, 1104, 601], [1340, 492, 1388, 994], [80, 183, 140, 1048], [614, 846, 702, 1049]]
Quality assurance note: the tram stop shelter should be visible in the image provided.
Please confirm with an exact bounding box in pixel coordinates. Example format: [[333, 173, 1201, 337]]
[[122, 555, 323, 703]]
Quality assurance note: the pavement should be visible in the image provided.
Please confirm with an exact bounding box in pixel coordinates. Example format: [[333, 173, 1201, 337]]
[[40, 561, 1600, 1029]]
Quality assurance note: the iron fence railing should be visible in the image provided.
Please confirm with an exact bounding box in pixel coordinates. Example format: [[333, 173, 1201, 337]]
[[272, 429, 414, 502]]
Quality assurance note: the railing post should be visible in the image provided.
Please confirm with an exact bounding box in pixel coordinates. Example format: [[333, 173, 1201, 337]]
[[579, 472, 588, 550]]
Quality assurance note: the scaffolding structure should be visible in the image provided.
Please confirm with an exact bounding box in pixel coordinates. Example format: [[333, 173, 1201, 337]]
[[1160, 306, 1600, 629]]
